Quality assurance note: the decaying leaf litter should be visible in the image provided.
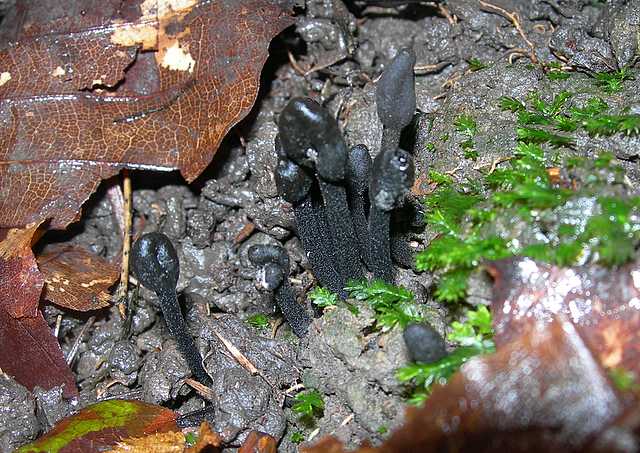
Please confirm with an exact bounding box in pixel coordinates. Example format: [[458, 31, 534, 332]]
[[3, 0, 640, 451]]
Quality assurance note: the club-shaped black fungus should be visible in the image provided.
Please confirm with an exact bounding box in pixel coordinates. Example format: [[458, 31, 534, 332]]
[[346, 144, 373, 268], [131, 232, 212, 386], [403, 322, 447, 363], [376, 48, 417, 153], [278, 98, 363, 284], [275, 137, 345, 297], [248, 244, 311, 337], [368, 148, 415, 282], [278, 97, 347, 181]]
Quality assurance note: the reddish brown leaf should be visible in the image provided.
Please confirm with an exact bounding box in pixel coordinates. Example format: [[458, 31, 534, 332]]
[[17, 399, 178, 453], [37, 244, 119, 311], [488, 257, 640, 377], [0, 0, 294, 229], [0, 223, 77, 396], [184, 422, 223, 453], [0, 307, 77, 398], [0, 223, 43, 318], [238, 431, 277, 453]]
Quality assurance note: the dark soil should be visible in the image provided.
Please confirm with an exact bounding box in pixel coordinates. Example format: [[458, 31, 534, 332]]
[[2, 0, 640, 452]]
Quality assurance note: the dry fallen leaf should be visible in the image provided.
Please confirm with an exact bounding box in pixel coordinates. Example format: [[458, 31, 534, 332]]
[[0, 223, 77, 397], [37, 244, 119, 311], [17, 399, 178, 453], [0, 0, 294, 230]]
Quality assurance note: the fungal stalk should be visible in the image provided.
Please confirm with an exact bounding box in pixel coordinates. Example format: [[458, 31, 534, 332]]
[[368, 148, 414, 282], [248, 244, 311, 337], [131, 232, 211, 385], [279, 98, 363, 284], [275, 136, 345, 297], [346, 144, 373, 268]]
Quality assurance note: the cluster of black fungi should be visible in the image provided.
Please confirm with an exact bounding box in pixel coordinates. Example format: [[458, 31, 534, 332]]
[[129, 48, 447, 392]]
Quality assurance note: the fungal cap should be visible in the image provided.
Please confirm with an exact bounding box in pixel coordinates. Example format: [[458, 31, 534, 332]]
[[278, 97, 348, 182], [131, 232, 179, 294], [347, 144, 372, 195], [376, 48, 417, 131], [275, 137, 313, 205], [258, 262, 285, 291], [248, 244, 290, 271], [370, 148, 415, 211], [403, 322, 447, 363]]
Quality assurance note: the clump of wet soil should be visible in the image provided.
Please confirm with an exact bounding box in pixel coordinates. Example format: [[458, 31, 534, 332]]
[[3, 0, 640, 451]]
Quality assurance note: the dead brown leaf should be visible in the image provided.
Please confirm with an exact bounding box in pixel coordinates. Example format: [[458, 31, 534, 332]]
[[0, 0, 293, 229], [37, 244, 119, 311]]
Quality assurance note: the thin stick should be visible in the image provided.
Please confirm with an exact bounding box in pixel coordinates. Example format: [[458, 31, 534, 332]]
[[117, 170, 132, 318], [54, 314, 62, 338], [479, 0, 538, 64], [185, 378, 216, 400], [66, 315, 95, 366], [211, 329, 258, 375]]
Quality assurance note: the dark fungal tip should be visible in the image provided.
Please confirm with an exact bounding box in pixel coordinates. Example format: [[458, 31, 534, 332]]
[[247, 243, 289, 270], [278, 97, 348, 182], [376, 47, 417, 132], [248, 244, 311, 337], [403, 322, 448, 363], [370, 148, 415, 211], [131, 231, 179, 294]]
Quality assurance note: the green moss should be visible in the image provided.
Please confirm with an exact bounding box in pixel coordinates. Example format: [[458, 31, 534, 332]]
[[397, 306, 495, 404], [417, 77, 640, 304]]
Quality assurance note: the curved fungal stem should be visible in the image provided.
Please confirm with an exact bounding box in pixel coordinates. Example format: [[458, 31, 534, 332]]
[[131, 232, 211, 386], [248, 244, 311, 337]]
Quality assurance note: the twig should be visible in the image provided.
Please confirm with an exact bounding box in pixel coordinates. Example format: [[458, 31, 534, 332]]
[[233, 221, 255, 245], [54, 314, 62, 338], [185, 378, 216, 400], [211, 329, 258, 375], [473, 156, 513, 174], [437, 3, 458, 25], [116, 170, 132, 319], [413, 61, 451, 75], [479, 0, 538, 64], [65, 315, 95, 366], [287, 50, 308, 77]]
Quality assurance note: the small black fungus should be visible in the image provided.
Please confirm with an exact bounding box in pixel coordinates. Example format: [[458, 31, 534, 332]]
[[131, 232, 212, 385], [248, 244, 311, 337], [376, 47, 417, 153], [403, 322, 447, 363], [278, 98, 363, 285], [368, 148, 414, 282], [346, 144, 373, 268]]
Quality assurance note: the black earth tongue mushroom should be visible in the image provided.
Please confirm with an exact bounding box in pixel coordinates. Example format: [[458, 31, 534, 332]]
[[275, 136, 345, 297], [248, 244, 311, 337], [376, 47, 417, 154], [346, 144, 373, 268], [403, 322, 447, 363], [368, 148, 415, 282], [278, 97, 363, 284], [131, 232, 212, 386]]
